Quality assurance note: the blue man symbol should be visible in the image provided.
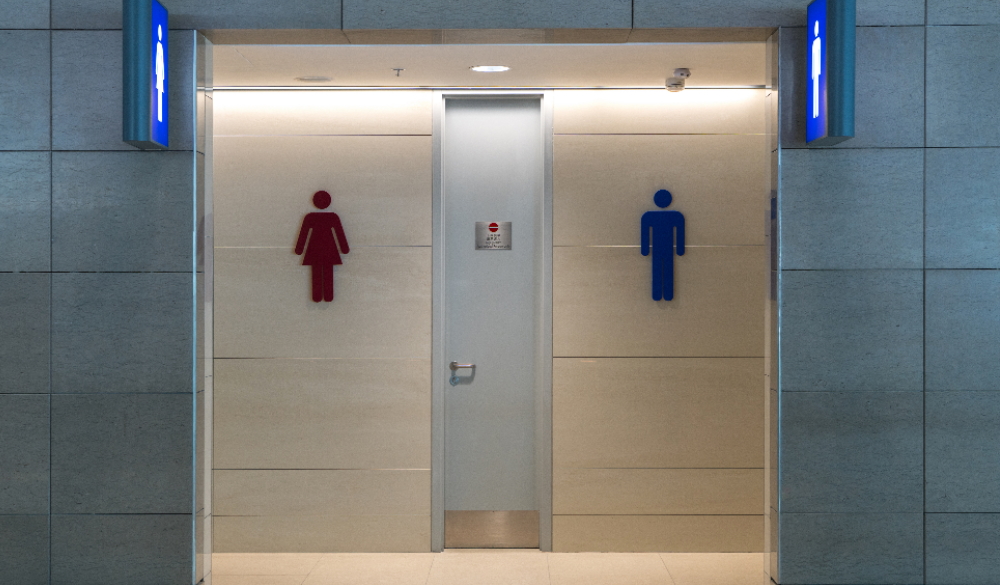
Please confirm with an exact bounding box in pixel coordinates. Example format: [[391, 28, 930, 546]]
[[641, 189, 685, 301]]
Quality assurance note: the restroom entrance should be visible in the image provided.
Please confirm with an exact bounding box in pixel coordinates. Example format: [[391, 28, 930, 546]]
[[438, 95, 551, 549], [204, 39, 775, 561]]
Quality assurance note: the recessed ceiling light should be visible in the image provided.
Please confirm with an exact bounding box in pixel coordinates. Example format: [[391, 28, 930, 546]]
[[295, 75, 332, 82], [470, 65, 510, 73]]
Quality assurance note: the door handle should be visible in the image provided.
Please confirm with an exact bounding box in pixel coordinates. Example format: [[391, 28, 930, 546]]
[[449, 362, 475, 386]]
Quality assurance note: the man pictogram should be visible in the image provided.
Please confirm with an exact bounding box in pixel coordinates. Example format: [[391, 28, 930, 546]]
[[155, 25, 165, 123], [641, 189, 685, 301], [812, 20, 822, 119]]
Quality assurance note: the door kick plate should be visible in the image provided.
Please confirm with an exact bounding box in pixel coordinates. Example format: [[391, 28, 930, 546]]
[[444, 510, 539, 549]]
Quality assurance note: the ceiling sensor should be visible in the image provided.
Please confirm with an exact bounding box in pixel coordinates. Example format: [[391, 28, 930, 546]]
[[666, 68, 691, 92], [470, 65, 510, 72], [295, 75, 332, 82]]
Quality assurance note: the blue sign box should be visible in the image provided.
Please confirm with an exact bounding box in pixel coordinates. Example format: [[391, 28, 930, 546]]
[[806, 0, 855, 145], [123, 0, 169, 149]]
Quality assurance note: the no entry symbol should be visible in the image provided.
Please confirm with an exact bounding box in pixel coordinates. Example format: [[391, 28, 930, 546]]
[[474, 221, 512, 250]]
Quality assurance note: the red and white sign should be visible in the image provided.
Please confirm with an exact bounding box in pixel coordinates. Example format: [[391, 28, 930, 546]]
[[475, 221, 512, 250]]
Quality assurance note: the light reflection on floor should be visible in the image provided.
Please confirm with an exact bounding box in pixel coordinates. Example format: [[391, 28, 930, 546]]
[[210, 551, 771, 585]]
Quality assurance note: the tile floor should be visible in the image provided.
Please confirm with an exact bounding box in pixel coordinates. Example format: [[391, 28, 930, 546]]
[[211, 551, 770, 585]]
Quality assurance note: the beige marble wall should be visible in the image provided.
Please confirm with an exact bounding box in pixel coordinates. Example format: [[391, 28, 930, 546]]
[[212, 90, 433, 552], [213, 87, 766, 553], [551, 89, 767, 552]]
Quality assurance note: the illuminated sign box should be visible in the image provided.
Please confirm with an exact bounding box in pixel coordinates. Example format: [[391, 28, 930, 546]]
[[806, 0, 855, 145], [123, 0, 169, 149]]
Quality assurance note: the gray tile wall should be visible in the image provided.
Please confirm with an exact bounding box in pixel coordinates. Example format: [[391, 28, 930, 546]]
[[1, 2, 996, 584], [0, 515, 49, 585], [51, 0, 342, 30], [0, 395, 49, 515], [343, 0, 631, 30], [0, 0, 198, 578], [0, 14, 53, 579], [776, 11, 1000, 585], [50, 514, 191, 585], [0, 31, 50, 151]]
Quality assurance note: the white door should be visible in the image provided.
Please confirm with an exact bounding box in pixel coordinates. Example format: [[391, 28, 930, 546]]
[[436, 95, 551, 549]]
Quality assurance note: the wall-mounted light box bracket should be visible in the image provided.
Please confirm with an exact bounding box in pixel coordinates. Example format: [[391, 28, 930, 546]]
[[123, 0, 169, 149], [806, 0, 855, 145]]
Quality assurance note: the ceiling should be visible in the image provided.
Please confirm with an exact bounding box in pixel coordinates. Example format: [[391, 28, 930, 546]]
[[213, 43, 768, 89]]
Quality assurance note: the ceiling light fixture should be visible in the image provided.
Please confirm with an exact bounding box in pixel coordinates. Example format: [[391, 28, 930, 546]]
[[295, 75, 332, 82], [470, 65, 510, 73]]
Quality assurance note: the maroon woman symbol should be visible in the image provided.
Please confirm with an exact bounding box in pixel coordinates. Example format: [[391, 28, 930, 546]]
[[294, 190, 349, 302]]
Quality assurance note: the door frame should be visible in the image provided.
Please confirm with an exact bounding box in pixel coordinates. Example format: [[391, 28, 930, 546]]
[[431, 90, 555, 551]]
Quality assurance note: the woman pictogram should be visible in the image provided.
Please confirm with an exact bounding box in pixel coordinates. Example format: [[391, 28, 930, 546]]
[[294, 190, 349, 302]]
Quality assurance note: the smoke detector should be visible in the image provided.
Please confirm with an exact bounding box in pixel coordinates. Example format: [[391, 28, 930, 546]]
[[666, 68, 691, 92]]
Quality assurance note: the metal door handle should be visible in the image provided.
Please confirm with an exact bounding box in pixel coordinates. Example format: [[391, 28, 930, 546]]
[[449, 362, 475, 386]]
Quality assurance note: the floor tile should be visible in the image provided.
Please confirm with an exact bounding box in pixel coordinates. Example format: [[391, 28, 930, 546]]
[[425, 551, 550, 585], [438, 549, 546, 554], [660, 553, 766, 585], [302, 553, 434, 585], [212, 552, 769, 585], [213, 577, 308, 585], [548, 553, 675, 585], [213, 554, 323, 576]]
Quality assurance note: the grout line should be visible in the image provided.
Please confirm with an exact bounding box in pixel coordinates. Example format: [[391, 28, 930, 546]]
[[923, 512, 1000, 515], [922, 5, 929, 584], [210, 356, 766, 360], [211, 357, 429, 361], [298, 554, 323, 585], [48, 17, 54, 585], [550, 514, 765, 518], [215, 134, 432, 138], [552, 356, 766, 359], [213, 245, 431, 249], [555, 132, 767, 136], [550, 245, 766, 248], [550, 467, 766, 470], [782, 145, 925, 150], [36, 271, 196, 274], [191, 34, 200, 585], [210, 133, 772, 138], [784, 267, 1000, 271], [213, 468, 431, 471], [36, 392, 197, 396], [212, 86, 766, 91], [658, 553, 678, 585], [780, 267, 931, 271], [422, 552, 436, 585], [48, 512, 194, 516]]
